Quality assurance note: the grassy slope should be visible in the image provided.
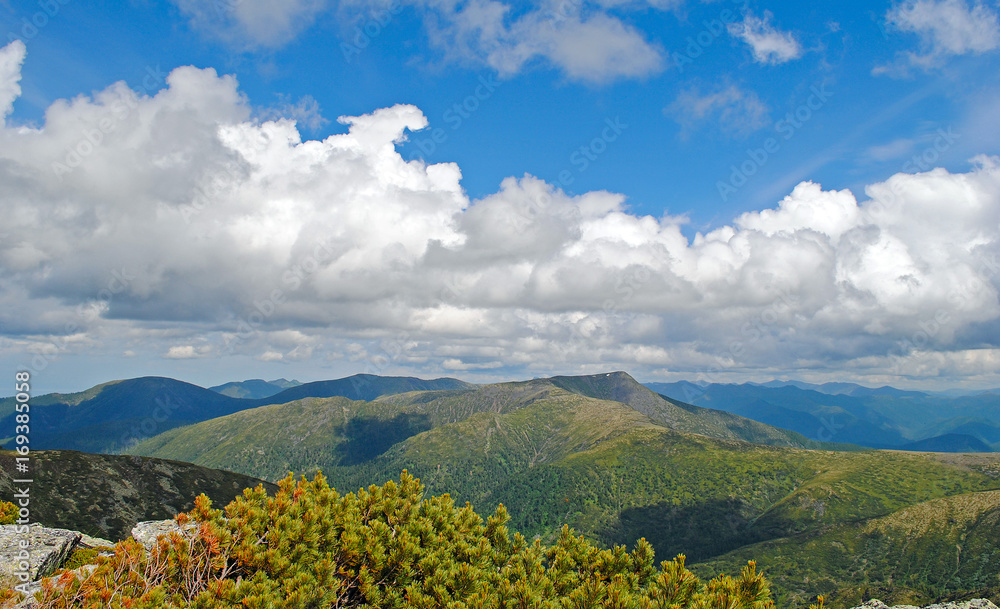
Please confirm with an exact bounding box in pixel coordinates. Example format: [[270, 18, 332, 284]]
[[0, 450, 276, 541]]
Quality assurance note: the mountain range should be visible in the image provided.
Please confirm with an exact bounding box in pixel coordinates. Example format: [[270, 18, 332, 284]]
[[644, 381, 1000, 452], [4, 371, 1000, 607]]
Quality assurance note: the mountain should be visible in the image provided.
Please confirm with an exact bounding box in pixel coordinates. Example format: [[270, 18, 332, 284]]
[[127, 371, 1000, 607], [643, 381, 1000, 451], [209, 377, 302, 399], [129, 372, 832, 480], [898, 433, 992, 453], [0, 449, 276, 541], [0, 374, 476, 454], [0, 377, 251, 453], [254, 373, 476, 405]]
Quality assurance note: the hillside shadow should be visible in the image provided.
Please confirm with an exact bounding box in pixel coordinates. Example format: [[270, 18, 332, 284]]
[[336, 413, 432, 465], [599, 498, 772, 563]]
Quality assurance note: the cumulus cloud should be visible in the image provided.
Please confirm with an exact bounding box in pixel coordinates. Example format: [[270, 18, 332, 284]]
[[0, 40, 25, 124], [3, 43, 1000, 386], [880, 0, 1000, 72], [727, 11, 802, 64], [666, 83, 769, 139]]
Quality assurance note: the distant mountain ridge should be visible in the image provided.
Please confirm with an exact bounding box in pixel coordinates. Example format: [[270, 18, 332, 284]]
[[0, 374, 475, 454], [643, 381, 1000, 452], [208, 377, 302, 399]]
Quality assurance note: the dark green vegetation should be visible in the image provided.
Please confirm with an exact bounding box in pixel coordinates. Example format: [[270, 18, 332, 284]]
[[646, 381, 1000, 451], [208, 377, 301, 399], [0, 450, 276, 541], [127, 372, 1000, 607], [14, 473, 777, 609], [0, 374, 472, 453]]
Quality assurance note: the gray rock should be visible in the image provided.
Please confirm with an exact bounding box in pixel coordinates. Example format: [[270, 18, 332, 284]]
[[130, 519, 196, 549], [0, 523, 80, 581], [77, 532, 114, 549], [852, 600, 999, 609]]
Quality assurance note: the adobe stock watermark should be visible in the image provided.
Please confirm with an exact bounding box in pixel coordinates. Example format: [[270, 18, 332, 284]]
[[221, 238, 339, 355], [408, 74, 502, 161], [6, 0, 71, 44], [341, 0, 403, 61], [887, 251, 999, 371], [179, 161, 246, 224], [503, 116, 628, 236], [717, 83, 833, 201], [19, 266, 135, 375], [868, 126, 960, 220], [51, 65, 168, 180], [670, 0, 750, 73], [683, 290, 799, 400]]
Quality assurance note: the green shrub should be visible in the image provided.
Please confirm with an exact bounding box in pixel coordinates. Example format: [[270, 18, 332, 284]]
[[20, 471, 775, 608]]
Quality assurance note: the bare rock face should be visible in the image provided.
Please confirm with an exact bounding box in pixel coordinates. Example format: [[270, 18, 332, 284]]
[[0, 524, 80, 582], [852, 600, 1000, 609], [130, 519, 196, 549]]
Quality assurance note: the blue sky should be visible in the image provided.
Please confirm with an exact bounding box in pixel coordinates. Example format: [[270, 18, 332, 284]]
[[1, 0, 999, 393]]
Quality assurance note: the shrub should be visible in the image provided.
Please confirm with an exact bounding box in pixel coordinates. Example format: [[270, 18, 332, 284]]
[[11, 472, 775, 608], [0, 501, 17, 526]]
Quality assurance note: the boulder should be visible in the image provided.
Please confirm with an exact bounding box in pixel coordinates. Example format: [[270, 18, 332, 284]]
[[130, 519, 196, 550], [0, 524, 80, 581]]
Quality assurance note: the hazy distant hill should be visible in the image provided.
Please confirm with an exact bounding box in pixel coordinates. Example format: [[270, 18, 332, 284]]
[[644, 381, 1000, 451], [127, 371, 1000, 608], [209, 377, 302, 399], [0, 449, 276, 541]]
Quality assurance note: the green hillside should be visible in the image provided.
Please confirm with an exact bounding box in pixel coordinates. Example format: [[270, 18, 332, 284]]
[[698, 486, 1000, 608], [0, 449, 276, 541], [128, 372, 1000, 606]]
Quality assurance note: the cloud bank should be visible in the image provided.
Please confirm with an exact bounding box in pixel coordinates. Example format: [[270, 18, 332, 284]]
[[3, 43, 1000, 387]]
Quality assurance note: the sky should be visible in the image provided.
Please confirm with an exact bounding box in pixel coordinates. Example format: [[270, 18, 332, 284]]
[[0, 0, 999, 394]]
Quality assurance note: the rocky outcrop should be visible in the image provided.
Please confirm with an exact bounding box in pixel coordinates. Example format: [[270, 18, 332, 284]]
[[0, 524, 80, 581], [851, 600, 1000, 609], [130, 519, 197, 550], [0, 520, 181, 607]]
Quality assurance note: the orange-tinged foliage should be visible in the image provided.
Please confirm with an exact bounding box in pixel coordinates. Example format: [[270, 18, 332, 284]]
[[5, 472, 775, 609]]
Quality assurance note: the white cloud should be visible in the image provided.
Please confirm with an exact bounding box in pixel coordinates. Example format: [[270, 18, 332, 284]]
[[881, 0, 1000, 71], [421, 0, 664, 83], [0, 40, 25, 124], [174, 0, 664, 83], [667, 84, 769, 139], [727, 11, 802, 64], [171, 0, 329, 48], [165, 345, 208, 359], [4, 45, 1000, 386]]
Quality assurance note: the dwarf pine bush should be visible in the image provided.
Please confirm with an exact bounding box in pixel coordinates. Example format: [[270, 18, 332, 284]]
[[15, 471, 775, 608]]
